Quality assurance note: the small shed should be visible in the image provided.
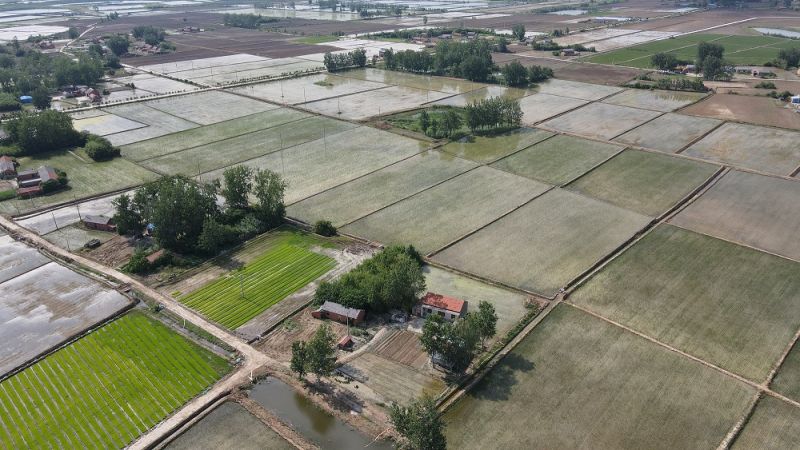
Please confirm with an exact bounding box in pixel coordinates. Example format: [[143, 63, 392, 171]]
[[16, 185, 42, 198], [311, 301, 366, 325], [19, 95, 32, 104], [146, 249, 165, 264], [83, 215, 116, 232], [0, 156, 15, 179], [337, 335, 354, 350]]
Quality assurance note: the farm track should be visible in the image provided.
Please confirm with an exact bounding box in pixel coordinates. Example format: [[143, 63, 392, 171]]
[[0, 215, 274, 450]]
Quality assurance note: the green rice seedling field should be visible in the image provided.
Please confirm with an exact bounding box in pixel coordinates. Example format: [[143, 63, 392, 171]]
[[731, 396, 800, 450], [444, 305, 753, 449], [180, 233, 336, 329], [771, 341, 800, 403], [491, 134, 622, 185], [569, 225, 800, 382], [566, 149, 719, 217], [0, 311, 230, 449]]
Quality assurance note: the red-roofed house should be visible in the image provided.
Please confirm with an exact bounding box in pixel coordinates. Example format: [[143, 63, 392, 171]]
[[414, 292, 468, 321]]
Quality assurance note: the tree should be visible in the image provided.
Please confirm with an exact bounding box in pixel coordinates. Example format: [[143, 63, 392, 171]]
[[420, 314, 480, 373], [221, 165, 253, 210], [68, 27, 79, 39], [651, 52, 678, 70], [32, 85, 51, 110], [696, 41, 724, 71], [440, 109, 462, 138], [418, 110, 430, 133], [0, 93, 20, 112], [112, 193, 143, 235], [389, 395, 447, 450], [469, 301, 498, 347], [290, 341, 308, 379], [306, 323, 336, 380], [495, 36, 508, 53], [777, 47, 800, 68], [351, 48, 367, 67], [512, 23, 526, 42], [5, 110, 82, 155], [459, 55, 490, 82], [252, 168, 286, 228], [501, 60, 528, 87], [528, 65, 554, 83], [197, 218, 237, 254], [105, 35, 129, 56], [702, 55, 731, 80], [83, 134, 120, 161]]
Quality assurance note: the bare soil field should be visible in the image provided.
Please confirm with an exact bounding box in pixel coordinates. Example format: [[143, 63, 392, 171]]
[[496, 55, 644, 85], [341, 351, 444, 405], [0, 259, 131, 376], [492, 134, 623, 186], [680, 94, 800, 131], [541, 102, 663, 140], [569, 224, 800, 382], [731, 396, 800, 450], [288, 150, 477, 227], [433, 188, 650, 297], [683, 122, 800, 176], [670, 170, 800, 262], [444, 304, 754, 449], [257, 308, 347, 362], [166, 401, 293, 450], [566, 149, 719, 217], [618, 9, 800, 33], [615, 113, 722, 153], [342, 166, 550, 255], [372, 329, 429, 368], [603, 89, 707, 112]]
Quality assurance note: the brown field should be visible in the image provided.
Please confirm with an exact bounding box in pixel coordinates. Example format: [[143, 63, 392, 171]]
[[670, 170, 800, 262], [371, 329, 429, 368], [496, 55, 644, 85], [618, 9, 800, 33], [257, 308, 348, 362], [681, 94, 800, 131]]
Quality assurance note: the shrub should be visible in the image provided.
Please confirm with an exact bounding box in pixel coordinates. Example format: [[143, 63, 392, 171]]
[[0, 93, 20, 112], [313, 220, 337, 237], [123, 251, 151, 274], [755, 81, 777, 89], [83, 135, 120, 161]]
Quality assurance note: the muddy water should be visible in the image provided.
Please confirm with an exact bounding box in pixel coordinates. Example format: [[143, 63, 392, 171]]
[[249, 377, 394, 449]]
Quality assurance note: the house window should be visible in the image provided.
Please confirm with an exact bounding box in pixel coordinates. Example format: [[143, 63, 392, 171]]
[[437, 311, 445, 317]]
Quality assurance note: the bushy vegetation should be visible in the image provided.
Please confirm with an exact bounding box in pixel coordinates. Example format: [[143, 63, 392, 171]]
[[113, 166, 287, 254], [697, 42, 732, 81], [323, 49, 367, 72], [630, 76, 708, 93], [390, 395, 447, 450], [500, 61, 553, 87], [464, 97, 523, 134], [291, 323, 337, 381], [0, 92, 20, 112], [313, 220, 337, 237], [775, 47, 800, 68], [223, 13, 279, 29], [755, 81, 777, 89], [4, 110, 82, 155], [40, 168, 69, 194], [651, 52, 680, 70], [314, 245, 425, 312], [420, 300, 498, 373], [105, 34, 129, 56], [418, 108, 464, 139], [82, 134, 120, 161], [384, 40, 494, 82], [132, 26, 166, 46]]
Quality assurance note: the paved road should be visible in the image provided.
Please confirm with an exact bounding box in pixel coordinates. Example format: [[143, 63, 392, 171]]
[[0, 215, 274, 449]]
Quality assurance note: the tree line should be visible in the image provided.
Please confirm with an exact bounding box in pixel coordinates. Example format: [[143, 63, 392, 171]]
[[464, 97, 523, 133], [384, 40, 494, 82], [313, 245, 426, 312], [323, 48, 367, 72], [114, 166, 287, 259], [500, 60, 554, 87], [223, 13, 279, 29]]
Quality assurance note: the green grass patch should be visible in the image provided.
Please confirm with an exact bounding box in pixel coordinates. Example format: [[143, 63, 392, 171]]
[[180, 230, 336, 329], [732, 396, 800, 450], [444, 304, 754, 449], [570, 224, 800, 382], [0, 311, 231, 449]]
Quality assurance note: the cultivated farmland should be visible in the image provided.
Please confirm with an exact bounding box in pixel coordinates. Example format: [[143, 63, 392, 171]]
[[199, 126, 426, 204], [569, 224, 800, 382], [342, 166, 549, 255], [100, 103, 199, 146], [229, 72, 388, 105], [731, 397, 800, 450], [144, 90, 277, 125], [287, 150, 476, 227], [301, 85, 451, 120], [166, 402, 293, 450], [566, 149, 719, 217], [0, 311, 230, 449], [541, 102, 662, 140], [121, 108, 310, 162], [338, 68, 483, 94], [491, 134, 623, 185], [432, 188, 650, 297], [72, 113, 146, 136], [670, 170, 800, 261], [683, 122, 800, 176], [614, 113, 722, 153], [517, 93, 588, 125], [433, 85, 532, 107], [535, 78, 624, 101], [681, 94, 800, 131], [440, 128, 553, 163], [180, 232, 336, 329], [772, 341, 800, 403], [444, 305, 754, 449], [602, 89, 706, 112]]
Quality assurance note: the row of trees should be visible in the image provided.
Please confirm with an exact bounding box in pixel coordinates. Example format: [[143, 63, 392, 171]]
[[500, 61, 554, 87], [464, 97, 523, 133], [420, 301, 498, 373], [323, 49, 367, 72], [650, 42, 732, 81], [223, 13, 279, 29], [418, 109, 463, 139], [384, 40, 494, 82], [132, 26, 167, 46], [3, 110, 83, 155], [313, 245, 425, 312], [113, 166, 286, 255]]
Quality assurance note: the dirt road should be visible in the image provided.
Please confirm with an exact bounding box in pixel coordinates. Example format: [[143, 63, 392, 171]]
[[0, 215, 274, 449]]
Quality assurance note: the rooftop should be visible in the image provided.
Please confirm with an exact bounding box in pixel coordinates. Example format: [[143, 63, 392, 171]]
[[421, 292, 466, 314], [318, 301, 364, 320]]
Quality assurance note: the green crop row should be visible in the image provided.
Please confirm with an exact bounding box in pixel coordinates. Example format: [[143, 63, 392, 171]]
[[181, 240, 335, 328], [0, 312, 231, 449]]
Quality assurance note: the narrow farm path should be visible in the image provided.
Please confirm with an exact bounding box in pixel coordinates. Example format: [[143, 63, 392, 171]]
[[0, 215, 275, 449]]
